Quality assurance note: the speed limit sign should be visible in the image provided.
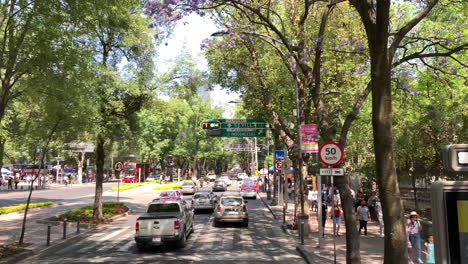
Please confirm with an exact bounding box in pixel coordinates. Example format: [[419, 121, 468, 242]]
[[318, 142, 344, 166]]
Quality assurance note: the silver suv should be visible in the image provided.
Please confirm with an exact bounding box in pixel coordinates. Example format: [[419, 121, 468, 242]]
[[213, 194, 248, 227]]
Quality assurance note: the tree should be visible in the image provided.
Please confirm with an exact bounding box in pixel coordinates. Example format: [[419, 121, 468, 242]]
[[348, 0, 466, 262]]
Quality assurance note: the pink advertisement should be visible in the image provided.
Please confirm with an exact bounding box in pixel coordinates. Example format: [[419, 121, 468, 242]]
[[300, 124, 319, 153]]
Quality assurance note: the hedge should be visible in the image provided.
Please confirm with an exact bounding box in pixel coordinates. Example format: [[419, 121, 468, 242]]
[[153, 183, 183, 190], [0, 202, 53, 215], [112, 180, 160, 191], [53, 202, 128, 222]]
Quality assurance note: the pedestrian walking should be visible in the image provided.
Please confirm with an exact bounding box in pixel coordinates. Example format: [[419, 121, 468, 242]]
[[407, 211, 423, 264], [406, 221, 413, 264], [367, 191, 378, 221], [14, 176, 20, 189], [333, 204, 343, 236], [321, 203, 328, 237], [423, 235, 435, 264], [357, 201, 370, 235], [7, 176, 13, 190], [308, 188, 318, 212], [376, 199, 384, 237]]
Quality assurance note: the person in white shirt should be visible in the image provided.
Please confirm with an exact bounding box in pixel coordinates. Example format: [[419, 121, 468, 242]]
[[357, 201, 370, 235], [407, 211, 423, 264], [308, 188, 318, 212]]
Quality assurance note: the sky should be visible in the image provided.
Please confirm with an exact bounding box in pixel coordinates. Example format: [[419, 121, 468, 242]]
[[155, 14, 239, 118]]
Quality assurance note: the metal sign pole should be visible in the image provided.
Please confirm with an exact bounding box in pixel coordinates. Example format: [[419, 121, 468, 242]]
[[331, 174, 337, 264], [317, 173, 323, 248]]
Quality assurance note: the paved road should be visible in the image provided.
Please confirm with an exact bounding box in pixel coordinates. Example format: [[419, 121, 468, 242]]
[[0, 182, 119, 207], [21, 183, 305, 264]]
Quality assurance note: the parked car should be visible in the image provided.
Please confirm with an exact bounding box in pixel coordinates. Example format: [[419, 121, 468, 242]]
[[240, 183, 257, 199], [213, 194, 248, 227], [219, 176, 232, 186], [135, 199, 194, 250], [155, 190, 183, 201], [212, 180, 227, 192], [191, 191, 216, 212], [181, 181, 197, 195]]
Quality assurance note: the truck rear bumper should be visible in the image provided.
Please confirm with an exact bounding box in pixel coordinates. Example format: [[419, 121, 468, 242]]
[[135, 234, 182, 245]]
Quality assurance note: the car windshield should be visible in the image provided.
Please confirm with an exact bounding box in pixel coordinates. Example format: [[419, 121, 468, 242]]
[[215, 181, 223, 184], [243, 184, 254, 188], [182, 182, 194, 186], [194, 193, 210, 199], [147, 203, 180, 213], [160, 191, 176, 197], [221, 198, 242, 206]]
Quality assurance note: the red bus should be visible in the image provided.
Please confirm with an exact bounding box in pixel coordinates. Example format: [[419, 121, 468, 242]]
[[121, 162, 150, 183]]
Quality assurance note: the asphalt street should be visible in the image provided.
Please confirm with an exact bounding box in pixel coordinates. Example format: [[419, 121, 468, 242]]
[[20, 182, 305, 264], [0, 182, 119, 207]]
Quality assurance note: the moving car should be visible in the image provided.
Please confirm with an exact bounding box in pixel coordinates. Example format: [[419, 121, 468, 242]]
[[155, 190, 183, 200], [219, 176, 232, 186], [181, 181, 197, 195], [135, 199, 194, 250], [213, 194, 248, 227], [212, 180, 227, 192], [207, 173, 217, 182], [191, 191, 216, 212], [240, 183, 257, 199], [237, 173, 247, 181]]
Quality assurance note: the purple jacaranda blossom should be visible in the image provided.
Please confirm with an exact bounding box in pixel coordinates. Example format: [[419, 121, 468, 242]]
[[410, 90, 419, 96], [451, 118, 457, 124], [289, 61, 297, 74], [439, 59, 447, 65]]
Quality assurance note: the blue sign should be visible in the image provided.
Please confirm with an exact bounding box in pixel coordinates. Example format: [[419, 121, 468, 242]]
[[274, 150, 285, 161]]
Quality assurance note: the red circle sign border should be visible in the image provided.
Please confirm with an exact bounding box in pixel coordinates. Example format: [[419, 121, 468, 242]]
[[318, 142, 344, 167], [114, 161, 124, 172]]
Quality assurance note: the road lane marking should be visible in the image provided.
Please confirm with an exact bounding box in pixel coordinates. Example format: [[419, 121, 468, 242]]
[[116, 240, 134, 252]]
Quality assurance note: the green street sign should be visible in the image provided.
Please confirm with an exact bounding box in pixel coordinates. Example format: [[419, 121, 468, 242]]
[[222, 129, 266, 137], [203, 119, 267, 137]]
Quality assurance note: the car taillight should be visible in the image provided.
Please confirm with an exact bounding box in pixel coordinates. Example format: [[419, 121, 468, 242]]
[[174, 220, 180, 230], [135, 222, 140, 231], [217, 204, 221, 212], [243, 205, 247, 212], [210, 199, 213, 204], [191, 186, 195, 189], [191, 200, 194, 205]]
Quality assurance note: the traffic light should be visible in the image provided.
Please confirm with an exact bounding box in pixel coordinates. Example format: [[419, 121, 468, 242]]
[[200, 121, 221, 130]]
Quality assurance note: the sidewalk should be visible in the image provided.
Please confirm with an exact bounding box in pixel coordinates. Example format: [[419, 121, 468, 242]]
[[258, 192, 384, 263], [0, 182, 98, 193]]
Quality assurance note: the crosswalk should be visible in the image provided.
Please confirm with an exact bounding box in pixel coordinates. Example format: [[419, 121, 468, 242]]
[[24, 200, 305, 263]]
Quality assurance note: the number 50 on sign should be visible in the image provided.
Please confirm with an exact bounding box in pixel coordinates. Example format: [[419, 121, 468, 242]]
[[318, 142, 344, 167]]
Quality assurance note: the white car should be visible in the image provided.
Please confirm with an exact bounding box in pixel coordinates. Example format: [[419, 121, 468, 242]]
[[219, 176, 232, 186]]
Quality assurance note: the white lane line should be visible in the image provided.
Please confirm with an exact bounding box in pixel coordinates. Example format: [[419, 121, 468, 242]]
[[96, 226, 131, 242], [95, 228, 133, 252], [116, 240, 134, 252]]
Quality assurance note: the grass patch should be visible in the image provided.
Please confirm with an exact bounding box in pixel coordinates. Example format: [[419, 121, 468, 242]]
[[153, 183, 183, 190], [0, 202, 53, 215], [51, 202, 128, 224], [112, 180, 160, 191]]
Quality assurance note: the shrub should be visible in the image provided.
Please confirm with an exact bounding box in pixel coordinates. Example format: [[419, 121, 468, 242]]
[[153, 183, 182, 190], [0, 202, 53, 215], [111, 180, 160, 191], [56, 202, 128, 222]]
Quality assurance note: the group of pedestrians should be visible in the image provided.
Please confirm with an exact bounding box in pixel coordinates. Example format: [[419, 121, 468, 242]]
[[0, 175, 20, 190]]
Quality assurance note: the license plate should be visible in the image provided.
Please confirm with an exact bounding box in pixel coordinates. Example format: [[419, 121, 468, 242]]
[[152, 237, 161, 243], [228, 211, 238, 215]]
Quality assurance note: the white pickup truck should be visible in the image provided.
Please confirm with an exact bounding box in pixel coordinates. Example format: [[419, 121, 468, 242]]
[[134, 199, 194, 250]]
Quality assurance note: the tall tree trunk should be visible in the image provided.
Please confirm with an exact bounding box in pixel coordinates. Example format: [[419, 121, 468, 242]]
[[369, 31, 407, 264], [76, 152, 85, 185], [93, 134, 105, 219], [0, 137, 5, 170]]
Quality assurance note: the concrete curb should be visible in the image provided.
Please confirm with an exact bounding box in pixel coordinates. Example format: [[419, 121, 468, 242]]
[[296, 245, 316, 264], [259, 194, 278, 219]]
